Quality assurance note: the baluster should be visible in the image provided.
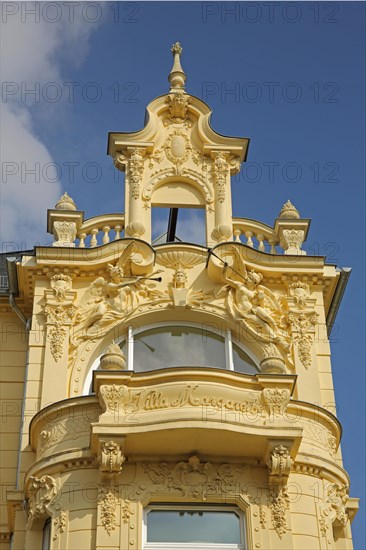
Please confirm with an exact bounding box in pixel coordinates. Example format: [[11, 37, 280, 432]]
[[102, 226, 110, 245], [79, 233, 86, 248], [257, 234, 265, 252], [269, 239, 277, 255], [244, 231, 254, 247], [114, 225, 122, 240], [233, 228, 241, 242], [90, 229, 98, 248]]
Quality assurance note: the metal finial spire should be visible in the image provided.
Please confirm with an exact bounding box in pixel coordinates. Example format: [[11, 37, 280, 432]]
[[168, 42, 186, 91]]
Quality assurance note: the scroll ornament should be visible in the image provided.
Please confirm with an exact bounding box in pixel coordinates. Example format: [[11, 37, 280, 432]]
[[267, 445, 293, 481], [320, 483, 350, 536], [99, 440, 125, 475], [143, 455, 245, 501], [27, 475, 57, 528]]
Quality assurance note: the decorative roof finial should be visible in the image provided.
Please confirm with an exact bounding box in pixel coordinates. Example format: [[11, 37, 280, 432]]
[[279, 199, 300, 219], [168, 42, 186, 91], [55, 192, 77, 211]]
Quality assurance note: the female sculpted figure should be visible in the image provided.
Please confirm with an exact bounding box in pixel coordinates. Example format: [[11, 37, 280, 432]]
[[222, 263, 289, 351]]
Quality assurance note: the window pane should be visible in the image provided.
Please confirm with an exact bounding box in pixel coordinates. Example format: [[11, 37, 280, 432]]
[[133, 327, 226, 371], [232, 343, 259, 374], [42, 519, 51, 550], [147, 510, 241, 543]]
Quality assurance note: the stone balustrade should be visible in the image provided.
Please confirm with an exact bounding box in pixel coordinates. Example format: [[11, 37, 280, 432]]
[[76, 214, 125, 248], [232, 217, 280, 254], [48, 194, 310, 255]]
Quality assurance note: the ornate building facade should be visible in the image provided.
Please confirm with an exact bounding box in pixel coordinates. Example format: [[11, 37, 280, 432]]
[[0, 44, 358, 549]]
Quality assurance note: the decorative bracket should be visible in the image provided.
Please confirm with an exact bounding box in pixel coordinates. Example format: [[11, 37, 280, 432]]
[[265, 440, 295, 540], [92, 435, 126, 480], [26, 475, 58, 529]]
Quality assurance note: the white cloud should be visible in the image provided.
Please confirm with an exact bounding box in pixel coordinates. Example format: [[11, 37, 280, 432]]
[[0, 3, 103, 250]]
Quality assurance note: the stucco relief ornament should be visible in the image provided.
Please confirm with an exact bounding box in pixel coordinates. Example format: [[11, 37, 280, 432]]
[[280, 229, 306, 255], [127, 147, 145, 199], [268, 445, 293, 480], [147, 148, 163, 169], [99, 384, 130, 414], [48, 326, 67, 362], [114, 152, 126, 170], [121, 500, 133, 523], [164, 129, 192, 175], [27, 475, 57, 528], [320, 483, 350, 535], [71, 242, 162, 344], [50, 274, 72, 301], [219, 251, 291, 361], [288, 281, 310, 309], [150, 250, 212, 308], [285, 311, 318, 369], [53, 221, 77, 247], [192, 148, 208, 172], [44, 304, 75, 362], [99, 440, 125, 475], [213, 151, 229, 203], [269, 486, 290, 538], [259, 505, 267, 528], [144, 456, 245, 501], [261, 388, 291, 421], [165, 90, 190, 123], [98, 486, 118, 535], [53, 511, 66, 540]]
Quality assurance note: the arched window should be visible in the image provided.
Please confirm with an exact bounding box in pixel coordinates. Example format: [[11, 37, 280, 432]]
[[132, 325, 257, 373], [83, 323, 259, 394]]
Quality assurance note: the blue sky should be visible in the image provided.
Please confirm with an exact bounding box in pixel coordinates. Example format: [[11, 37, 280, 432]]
[[1, 2, 365, 546]]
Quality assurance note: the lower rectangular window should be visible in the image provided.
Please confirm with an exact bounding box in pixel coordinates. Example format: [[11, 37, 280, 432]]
[[144, 505, 246, 550]]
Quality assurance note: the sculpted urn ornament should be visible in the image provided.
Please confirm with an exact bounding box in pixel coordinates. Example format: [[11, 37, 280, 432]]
[[99, 342, 126, 370]]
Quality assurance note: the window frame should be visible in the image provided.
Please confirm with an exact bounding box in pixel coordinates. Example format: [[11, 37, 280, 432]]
[[143, 504, 246, 550], [83, 322, 259, 394], [128, 322, 258, 372], [41, 517, 51, 550]]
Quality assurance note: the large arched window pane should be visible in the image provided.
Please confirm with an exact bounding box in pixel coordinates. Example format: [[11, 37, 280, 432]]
[[133, 326, 226, 371], [83, 325, 260, 394], [232, 343, 258, 374]]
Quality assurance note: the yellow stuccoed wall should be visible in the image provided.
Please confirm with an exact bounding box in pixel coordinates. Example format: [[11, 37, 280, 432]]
[[1, 44, 358, 550]]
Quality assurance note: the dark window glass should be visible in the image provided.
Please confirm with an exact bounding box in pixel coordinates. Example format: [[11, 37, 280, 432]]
[[147, 509, 241, 543], [42, 518, 51, 550], [232, 343, 259, 374]]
